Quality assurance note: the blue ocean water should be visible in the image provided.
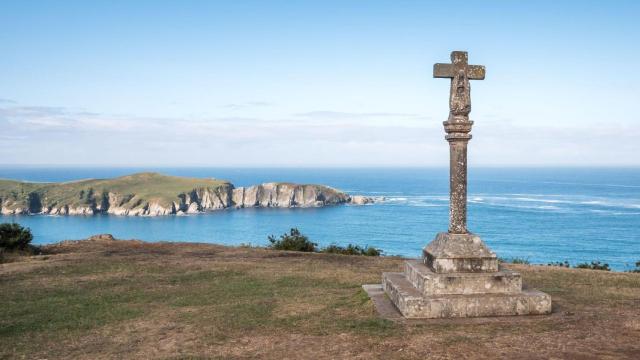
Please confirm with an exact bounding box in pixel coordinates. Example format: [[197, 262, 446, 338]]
[[1, 167, 639, 271]]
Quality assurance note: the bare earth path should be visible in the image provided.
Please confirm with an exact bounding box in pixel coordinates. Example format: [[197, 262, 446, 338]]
[[1, 238, 639, 359]]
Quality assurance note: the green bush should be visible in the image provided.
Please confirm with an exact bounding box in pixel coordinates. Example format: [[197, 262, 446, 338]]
[[267, 229, 382, 256], [267, 228, 317, 252], [322, 244, 382, 256], [499, 257, 530, 265], [575, 261, 610, 271], [628, 261, 640, 273], [0, 223, 33, 250], [547, 261, 570, 268]]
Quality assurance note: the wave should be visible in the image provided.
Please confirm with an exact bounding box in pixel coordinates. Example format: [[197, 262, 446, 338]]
[[512, 197, 562, 204], [380, 196, 448, 207], [589, 209, 640, 216], [376, 192, 640, 214], [408, 203, 447, 207], [383, 197, 409, 202], [477, 194, 640, 210], [474, 202, 567, 212]]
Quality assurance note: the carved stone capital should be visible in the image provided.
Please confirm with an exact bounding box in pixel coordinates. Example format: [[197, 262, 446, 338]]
[[445, 133, 472, 141], [443, 120, 473, 135]]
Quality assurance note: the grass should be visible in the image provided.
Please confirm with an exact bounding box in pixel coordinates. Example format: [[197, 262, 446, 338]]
[[1, 239, 639, 359]]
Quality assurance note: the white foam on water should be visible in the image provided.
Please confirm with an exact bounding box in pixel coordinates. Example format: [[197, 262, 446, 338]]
[[383, 197, 408, 202], [373, 192, 640, 214], [512, 197, 562, 203]]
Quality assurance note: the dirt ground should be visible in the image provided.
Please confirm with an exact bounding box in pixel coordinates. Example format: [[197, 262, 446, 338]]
[[1, 237, 639, 359]]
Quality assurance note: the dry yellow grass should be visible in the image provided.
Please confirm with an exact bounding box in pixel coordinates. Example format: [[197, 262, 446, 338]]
[[1, 238, 639, 359]]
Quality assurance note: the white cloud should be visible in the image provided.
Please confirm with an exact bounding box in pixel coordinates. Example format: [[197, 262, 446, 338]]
[[0, 102, 638, 166], [220, 101, 273, 110]]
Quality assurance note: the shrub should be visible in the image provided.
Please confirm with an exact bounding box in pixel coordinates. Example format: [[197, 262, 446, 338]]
[[628, 261, 640, 273], [361, 246, 383, 257], [499, 257, 530, 265], [322, 244, 382, 257], [575, 261, 610, 271], [0, 223, 33, 250], [267, 229, 382, 256], [547, 261, 570, 268], [267, 228, 317, 252]]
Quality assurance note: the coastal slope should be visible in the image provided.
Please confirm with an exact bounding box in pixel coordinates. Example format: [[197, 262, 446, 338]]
[[0, 172, 373, 216], [2, 237, 639, 359]]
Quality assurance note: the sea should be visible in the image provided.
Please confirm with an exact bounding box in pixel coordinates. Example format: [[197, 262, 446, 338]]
[[1, 167, 639, 271]]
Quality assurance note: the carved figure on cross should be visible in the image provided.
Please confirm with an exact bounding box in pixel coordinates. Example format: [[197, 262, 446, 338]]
[[433, 51, 485, 123]]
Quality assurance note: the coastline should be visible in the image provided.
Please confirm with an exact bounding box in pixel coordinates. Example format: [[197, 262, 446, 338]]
[[0, 172, 376, 216]]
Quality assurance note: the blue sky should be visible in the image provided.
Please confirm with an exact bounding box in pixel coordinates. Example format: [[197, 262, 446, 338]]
[[1, 0, 639, 166]]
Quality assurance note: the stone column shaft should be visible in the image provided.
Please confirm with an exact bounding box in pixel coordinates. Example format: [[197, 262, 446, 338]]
[[448, 139, 468, 234]]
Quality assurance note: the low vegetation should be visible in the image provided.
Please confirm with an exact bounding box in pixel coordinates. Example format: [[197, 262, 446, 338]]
[[0, 223, 33, 250], [322, 244, 382, 256], [0, 223, 38, 262], [503, 258, 616, 271], [627, 261, 640, 273], [499, 257, 530, 264], [268, 228, 318, 252], [547, 261, 570, 268], [1, 238, 639, 359], [575, 261, 611, 271], [268, 228, 382, 256]]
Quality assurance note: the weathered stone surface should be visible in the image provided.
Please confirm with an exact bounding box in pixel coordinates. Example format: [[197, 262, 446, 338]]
[[349, 195, 377, 205], [376, 51, 551, 319], [404, 260, 521, 295], [87, 234, 115, 241], [382, 272, 551, 319], [423, 232, 498, 273], [434, 51, 485, 234], [231, 183, 351, 208], [361, 284, 404, 320]]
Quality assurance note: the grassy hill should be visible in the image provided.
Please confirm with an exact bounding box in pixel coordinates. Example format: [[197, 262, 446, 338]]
[[0, 172, 229, 204], [1, 238, 639, 359], [0, 172, 231, 209], [0, 172, 353, 215]]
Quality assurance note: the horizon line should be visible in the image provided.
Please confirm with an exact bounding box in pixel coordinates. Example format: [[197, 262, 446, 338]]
[[1, 164, 640, 169]]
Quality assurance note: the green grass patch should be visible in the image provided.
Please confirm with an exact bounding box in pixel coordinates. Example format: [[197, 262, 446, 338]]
[[0, 172, 231, 210]]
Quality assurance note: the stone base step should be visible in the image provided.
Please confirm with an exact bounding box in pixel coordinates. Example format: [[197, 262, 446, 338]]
[[404, 260, 522, 295], [423, 232, 498, 273], [382, 272, 551, 319]]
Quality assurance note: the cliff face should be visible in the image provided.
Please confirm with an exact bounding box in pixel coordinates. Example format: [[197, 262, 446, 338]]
[[231, 183, 350, 208], [0, 173, 371, 216]]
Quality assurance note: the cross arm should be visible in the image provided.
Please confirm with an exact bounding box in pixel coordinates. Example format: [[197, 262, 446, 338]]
[[433, 63, 486, 80], [433, 63, 454, 78], [467, 65, 485, 80]]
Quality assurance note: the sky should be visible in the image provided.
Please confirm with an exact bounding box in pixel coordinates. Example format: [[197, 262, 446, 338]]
[[1, 0, 639, 167]]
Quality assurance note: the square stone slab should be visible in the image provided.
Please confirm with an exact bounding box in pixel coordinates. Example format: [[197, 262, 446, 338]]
[[404, 260, 522, 295], [423, 232, 498, 273], [382, 272, 551, 319]]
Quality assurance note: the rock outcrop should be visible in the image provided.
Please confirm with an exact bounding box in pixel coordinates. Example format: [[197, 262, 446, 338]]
[[231, 183, 350, 208], [0, 173, 375, 216]]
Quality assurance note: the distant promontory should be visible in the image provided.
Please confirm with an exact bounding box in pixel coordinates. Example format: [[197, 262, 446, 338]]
[[0, 172, 375, 216]]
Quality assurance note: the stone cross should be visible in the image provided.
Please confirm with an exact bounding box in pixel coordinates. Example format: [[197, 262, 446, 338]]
[[377, 51, 551, 319], [433, 51, 485, 234]]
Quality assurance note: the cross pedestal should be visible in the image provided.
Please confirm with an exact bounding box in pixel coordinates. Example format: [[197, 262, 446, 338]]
[[380, 51, 551, 318]]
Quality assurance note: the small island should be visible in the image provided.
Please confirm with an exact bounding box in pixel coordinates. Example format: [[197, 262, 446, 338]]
[[0, 172, 375, 216]]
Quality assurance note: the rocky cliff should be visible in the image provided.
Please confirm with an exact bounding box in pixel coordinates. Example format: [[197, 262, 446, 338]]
[[0, 172, 375, 216]]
